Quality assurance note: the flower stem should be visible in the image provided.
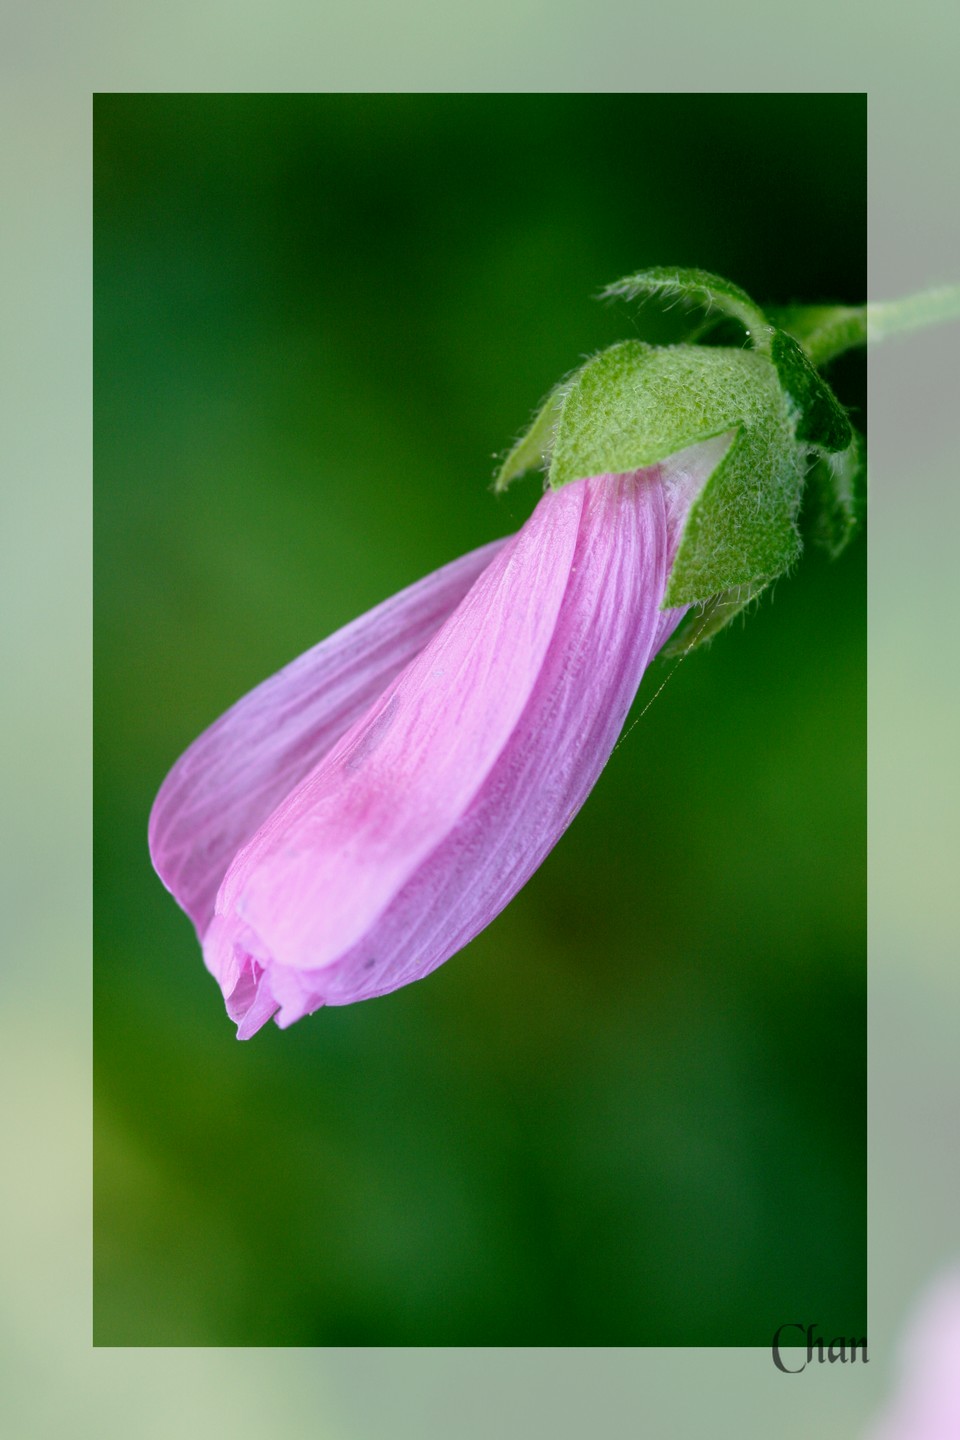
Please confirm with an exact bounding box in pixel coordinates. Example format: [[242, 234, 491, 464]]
[[864, 285, 960, 348], [778, 285, 960, 368]]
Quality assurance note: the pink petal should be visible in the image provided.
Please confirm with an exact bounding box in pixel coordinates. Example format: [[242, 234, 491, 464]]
[[207, 484, 584, 986], [869, 1268, 960, 1440], [148, 538, 506, 935], [206, 437, 728, 1037], [266, 471, 667, 1021]]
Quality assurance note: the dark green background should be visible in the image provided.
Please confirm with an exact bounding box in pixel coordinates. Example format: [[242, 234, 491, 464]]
[[94, 94, 866, 1346]]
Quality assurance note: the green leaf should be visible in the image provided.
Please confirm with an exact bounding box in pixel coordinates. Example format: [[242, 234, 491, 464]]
[[770, 329, 852, 453], [545, 341, 804, 606], [803, 430, 866, 558], [494, 388, 564, 492], [601, 266, 774, 352]]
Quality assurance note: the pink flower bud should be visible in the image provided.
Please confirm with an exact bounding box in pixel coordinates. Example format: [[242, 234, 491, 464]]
[[150, 438, 725, 1037]]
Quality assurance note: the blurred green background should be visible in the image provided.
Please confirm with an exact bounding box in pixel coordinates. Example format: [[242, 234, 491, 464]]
[[94, 94, 865, 1347]]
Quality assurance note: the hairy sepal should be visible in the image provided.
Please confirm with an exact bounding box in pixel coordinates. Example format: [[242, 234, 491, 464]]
[[542, 342, 803, 607], [770, 330, 853, 454], [803, 429, 866, 559], [601, 265, 774, 350], [494, 388, 564, 492], [661, 580, 772, 657]]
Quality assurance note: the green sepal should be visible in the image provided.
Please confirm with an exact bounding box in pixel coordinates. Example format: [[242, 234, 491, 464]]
[[545, 341, 803, 606], [803, 429, 866, 558], [494, 388, 564, 492], [601, 266, 774, 351], [661, 580, 771, 656], [494, 267, 870, 635], [770, 330, 852, 453], [769, 304, 867, 368]]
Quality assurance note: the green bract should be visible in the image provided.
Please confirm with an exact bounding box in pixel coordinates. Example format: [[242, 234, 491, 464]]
[[495, 267, 866, 645]]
